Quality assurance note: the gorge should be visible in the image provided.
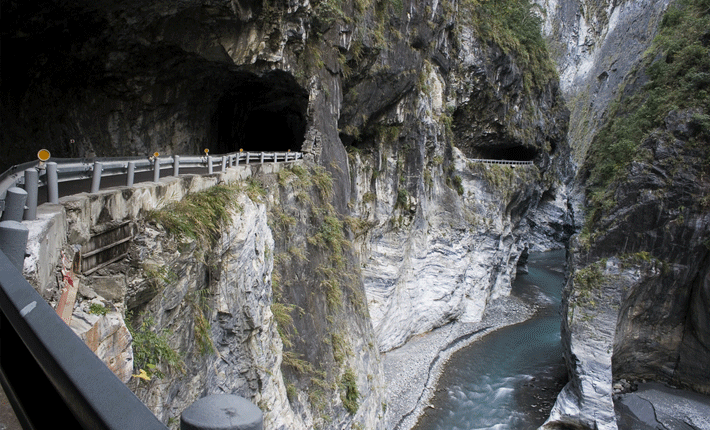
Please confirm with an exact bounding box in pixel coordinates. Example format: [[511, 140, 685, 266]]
[[2, 0, 709, 429]]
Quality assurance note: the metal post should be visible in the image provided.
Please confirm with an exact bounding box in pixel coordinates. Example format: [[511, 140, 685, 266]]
[[273, 152, 278, 163], [91, 162, 102, 193], [47, 162, 59, 204], [236, 154, 240, 166], [1, 188, 27, 222], [23, 169, 38, 221], [207, 155, 213, 174], [260, 152, 264, 164], [0, 220, 29, 271], [127, 161, 135, 187], [153, 157, 160, 183], [221, 156, 227, 173], [246, 153, 250, 164], [173, 155, 180, 177], [181, 394, 263, 430]]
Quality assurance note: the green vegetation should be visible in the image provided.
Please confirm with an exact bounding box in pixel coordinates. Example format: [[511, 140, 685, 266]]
[[396, 188, 409, 209], [340, 367, 360, 415], [572, 259, 607, 310], [142, 263, 178, 290], [584, 0, 710, 231], [88, 303, 108, 316], [127, 315, 184, 379], [188, 290, 215, 356], [146, 183, 242, 249], [452, 174, 464, 195], [459, 0, 557, 91]]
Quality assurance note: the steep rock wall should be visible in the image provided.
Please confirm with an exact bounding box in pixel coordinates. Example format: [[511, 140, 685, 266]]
[[338, 1, 570, 352], [540, 0, 710, 429]]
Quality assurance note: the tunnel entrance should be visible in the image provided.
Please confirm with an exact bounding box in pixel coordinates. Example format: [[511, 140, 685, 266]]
[[212, 70, 308, 154], [474, 145, 538, 161]]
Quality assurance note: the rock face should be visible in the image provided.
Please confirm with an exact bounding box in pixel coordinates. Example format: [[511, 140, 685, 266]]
[[540, 0, 710, 429], [535, 0, 672, 163], [124, 191, 304, 429], [5, 0, 578, 428]]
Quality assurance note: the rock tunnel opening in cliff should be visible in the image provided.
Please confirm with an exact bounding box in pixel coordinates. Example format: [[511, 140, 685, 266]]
[[211, 70, 308, 154], [474, 145, 538, 161]]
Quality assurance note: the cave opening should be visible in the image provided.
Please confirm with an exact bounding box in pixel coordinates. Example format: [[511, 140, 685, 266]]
[[474, 145, 538, 161], [212, 70, 308, 154]]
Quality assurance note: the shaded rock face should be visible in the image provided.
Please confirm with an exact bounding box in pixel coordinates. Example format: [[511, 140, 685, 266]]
[[539, 0, 710, 427], [1, 0, 309, 170], [535, 0, 672, 163]]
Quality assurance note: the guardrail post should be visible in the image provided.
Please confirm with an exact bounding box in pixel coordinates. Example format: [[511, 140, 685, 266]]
[[0, 220, 29, 271], [173, 155, 180, 177], [221, 156, 227, 173], [153, 158, 160, 183], [23, 168, 38, 221], [127, 161, 136, 187], [46, 162, 59, 204], [236, 154, 240, 166], [246, 153, 250, 164], [260, 152, 264, 164], [207, 155, 213, 174], [1, 187, 28, 222], [273, 152, 278, 163], [181, 394, 263, 430], [91, 162, 103, 193]]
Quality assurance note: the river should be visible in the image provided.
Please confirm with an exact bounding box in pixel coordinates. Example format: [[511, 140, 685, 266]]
[[412, 250, 568, 430]]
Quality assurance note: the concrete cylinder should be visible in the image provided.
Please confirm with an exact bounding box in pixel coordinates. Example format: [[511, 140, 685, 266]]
[[23, 169, 39, 221], [46, 162, 59, 204], [173, 155, 180, 177], [91, 161, 103, 193], [127, 161, 136, 187], [181, 395, 263, 430], [1, 187, 28, 222], [153, 158, 160, 183], [0, 220, 29, 271]]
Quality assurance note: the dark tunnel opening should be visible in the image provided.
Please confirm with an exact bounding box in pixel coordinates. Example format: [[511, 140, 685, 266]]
[[212, 70, 308, 154], [475, 145, 538, 161]]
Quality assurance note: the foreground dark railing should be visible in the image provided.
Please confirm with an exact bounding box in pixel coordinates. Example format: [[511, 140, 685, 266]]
[[0, 249, 168, 429]]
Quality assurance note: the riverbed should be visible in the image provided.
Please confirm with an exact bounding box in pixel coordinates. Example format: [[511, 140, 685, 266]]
[[383, 250, 567, 430]]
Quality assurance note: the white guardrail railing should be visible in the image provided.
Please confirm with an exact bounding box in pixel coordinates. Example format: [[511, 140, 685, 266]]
[[468, 158, 534, 165], [0, 150, 302, 221]]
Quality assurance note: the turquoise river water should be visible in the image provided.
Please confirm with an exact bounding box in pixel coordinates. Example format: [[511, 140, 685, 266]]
[[412, 250, 568, 430]]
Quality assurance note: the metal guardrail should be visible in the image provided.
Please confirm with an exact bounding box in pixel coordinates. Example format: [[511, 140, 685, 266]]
[[468, 158, 534, 165], [0, 150, 303, 219], [0, 248, 168, 429]]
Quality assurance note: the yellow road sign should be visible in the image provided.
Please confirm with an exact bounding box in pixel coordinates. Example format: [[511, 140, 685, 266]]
[[37, 149, 51, 161]]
